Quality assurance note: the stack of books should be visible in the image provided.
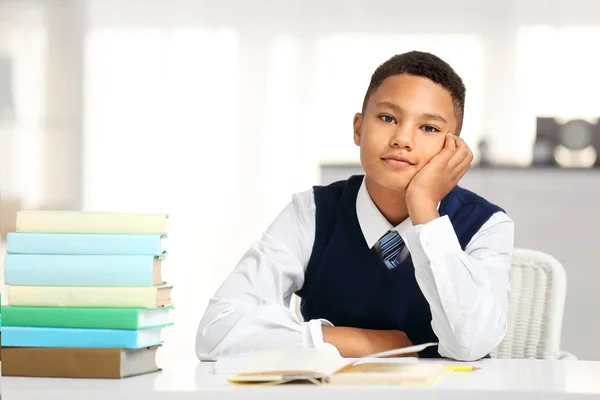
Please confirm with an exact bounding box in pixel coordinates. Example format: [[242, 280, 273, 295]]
[[1, 210, 173, 379]]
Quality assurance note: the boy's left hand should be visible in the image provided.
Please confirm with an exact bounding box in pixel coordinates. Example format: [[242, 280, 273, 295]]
[[406, 133, 473, 225]]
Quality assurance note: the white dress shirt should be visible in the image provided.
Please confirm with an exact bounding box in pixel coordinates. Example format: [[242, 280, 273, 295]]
[[196, 177, 514, 362]]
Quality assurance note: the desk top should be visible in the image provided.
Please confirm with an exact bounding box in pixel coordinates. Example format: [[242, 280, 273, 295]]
[[2, 358, 600, 400]]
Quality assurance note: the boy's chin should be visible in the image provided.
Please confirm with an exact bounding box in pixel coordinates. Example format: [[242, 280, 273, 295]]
[[366, 170, 414, 192]]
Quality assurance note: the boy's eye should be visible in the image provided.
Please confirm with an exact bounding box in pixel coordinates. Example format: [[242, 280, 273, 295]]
[[421, 125, 440, 133], [379, 115, 396, 124]]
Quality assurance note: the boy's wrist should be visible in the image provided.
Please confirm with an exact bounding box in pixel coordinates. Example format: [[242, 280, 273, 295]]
[[322, 326, 418, 358], [322, 326, 371, 357], [406, 194, 439, 225]]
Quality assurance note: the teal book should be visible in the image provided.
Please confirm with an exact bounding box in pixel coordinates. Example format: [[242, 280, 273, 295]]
[[6, 232, 165, 255], [1, 326, 164, 348], [0, 306, 173, 330], [4, 253, 165, 287]]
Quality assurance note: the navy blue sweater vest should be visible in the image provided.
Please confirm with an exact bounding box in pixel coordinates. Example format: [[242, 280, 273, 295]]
[[296, 175, 505, 358]]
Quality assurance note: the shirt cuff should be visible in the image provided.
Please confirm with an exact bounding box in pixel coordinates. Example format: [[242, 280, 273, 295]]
[[305, 318, 338, 352], [406, 215, 462, 267]]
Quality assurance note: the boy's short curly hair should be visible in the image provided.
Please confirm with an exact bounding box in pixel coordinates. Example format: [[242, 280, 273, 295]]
[[362, 51, 466, 134]]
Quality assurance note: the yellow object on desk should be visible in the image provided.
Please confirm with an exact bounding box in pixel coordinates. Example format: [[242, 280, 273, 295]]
[[443, 365, 480, 372]]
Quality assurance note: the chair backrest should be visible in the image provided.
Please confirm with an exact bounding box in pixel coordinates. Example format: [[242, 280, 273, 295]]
[[491, 248, 567, 359]]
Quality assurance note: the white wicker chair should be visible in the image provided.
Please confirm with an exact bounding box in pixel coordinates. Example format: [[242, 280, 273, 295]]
[[491, 248, 575, 359]]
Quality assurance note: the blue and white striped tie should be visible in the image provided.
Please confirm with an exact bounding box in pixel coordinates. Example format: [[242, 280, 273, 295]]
[[378, 230, 404, 270]]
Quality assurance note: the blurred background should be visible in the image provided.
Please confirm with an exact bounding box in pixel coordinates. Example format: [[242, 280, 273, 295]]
[[1, 0, 599, 364]]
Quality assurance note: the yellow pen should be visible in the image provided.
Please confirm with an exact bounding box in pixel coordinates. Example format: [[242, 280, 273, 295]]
[[443, 365, 480, 372]]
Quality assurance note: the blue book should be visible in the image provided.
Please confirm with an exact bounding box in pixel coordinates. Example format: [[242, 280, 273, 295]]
[[1, 326, 163, 348], [4, 254, 165, 287], [6, 232, 165, 255]]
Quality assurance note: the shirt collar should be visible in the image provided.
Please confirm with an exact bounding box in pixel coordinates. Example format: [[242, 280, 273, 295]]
[[356, 176, 415, 248]]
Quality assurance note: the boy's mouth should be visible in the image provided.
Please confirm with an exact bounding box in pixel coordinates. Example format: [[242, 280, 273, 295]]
[[381, 154, 415, 169]]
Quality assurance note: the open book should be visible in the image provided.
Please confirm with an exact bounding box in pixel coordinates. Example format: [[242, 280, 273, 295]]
[[227, 342, 450, 386]]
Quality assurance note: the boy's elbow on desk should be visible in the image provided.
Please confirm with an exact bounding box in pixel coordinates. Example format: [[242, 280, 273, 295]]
[[194, 317, 248, 361], [439, 343, 493, 362], [195, 320, 223, 361], [194, 300, 315, 360], [194, 301, 244, 361], [438, 324, 508, 361]]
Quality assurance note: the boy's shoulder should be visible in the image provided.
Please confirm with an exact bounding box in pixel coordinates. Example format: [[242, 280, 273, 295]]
[[311, 175, 362, 194], [289, 176, 361, 203], [445, 185, 506, 215], [309, 175, 363, 205], [443, 187, 509, 249], [290, 176, 361, 214]]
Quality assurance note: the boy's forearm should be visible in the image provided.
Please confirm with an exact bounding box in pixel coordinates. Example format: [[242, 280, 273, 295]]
[[406, 193, 440, 226], [321, 326, 417, 358], [321, 326, 372, 357]]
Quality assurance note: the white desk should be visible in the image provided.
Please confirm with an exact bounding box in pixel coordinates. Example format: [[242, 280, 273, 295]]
[[2, 359, 600, 399]]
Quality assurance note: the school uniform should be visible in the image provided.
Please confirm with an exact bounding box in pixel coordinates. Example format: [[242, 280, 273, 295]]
[[196, 175, 514, 361]]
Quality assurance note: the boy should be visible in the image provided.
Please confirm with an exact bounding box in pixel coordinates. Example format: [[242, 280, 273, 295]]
[[196, 51, 514, 362]]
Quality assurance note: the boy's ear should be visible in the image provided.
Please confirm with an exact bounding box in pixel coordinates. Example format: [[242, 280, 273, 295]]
[[353, 113, 363, 146]]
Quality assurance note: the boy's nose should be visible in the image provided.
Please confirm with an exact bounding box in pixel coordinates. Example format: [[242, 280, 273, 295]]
[[390, 127, 415, 149]]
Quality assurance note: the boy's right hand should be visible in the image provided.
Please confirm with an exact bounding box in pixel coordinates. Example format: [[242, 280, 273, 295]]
[[405, 133, 473, 226], [322, 326, 419, 358]]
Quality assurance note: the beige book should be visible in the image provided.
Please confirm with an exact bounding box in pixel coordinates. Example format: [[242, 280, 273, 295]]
[[227, 342, 451, 386], [7, 284, 172, 308], [16, 210, 168, 234]]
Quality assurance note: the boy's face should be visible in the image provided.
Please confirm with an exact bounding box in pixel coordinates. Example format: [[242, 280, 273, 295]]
[[353, 73, 458, 192]]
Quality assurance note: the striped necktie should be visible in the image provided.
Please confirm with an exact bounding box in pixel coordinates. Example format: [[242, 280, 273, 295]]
[[377, 230, 405, 270]]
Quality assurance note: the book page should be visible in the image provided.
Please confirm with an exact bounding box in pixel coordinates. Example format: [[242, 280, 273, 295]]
[[235, 347, 348, 377], [233, 342, 437, 378], [334, 342, 438, 374], [214, 355, 417, 374]]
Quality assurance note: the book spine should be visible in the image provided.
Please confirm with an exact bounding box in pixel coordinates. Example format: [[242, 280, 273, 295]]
[[4, 254, 158, 287], [0, 306, 140, 329], [6, 232, 163, 255], [1, 326, 155, 348], [16, 211, 167, 234], [8, 286, 158, 308]]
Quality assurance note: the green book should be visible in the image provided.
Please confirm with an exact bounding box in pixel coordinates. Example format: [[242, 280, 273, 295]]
[[0, 306, 173, 330]]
